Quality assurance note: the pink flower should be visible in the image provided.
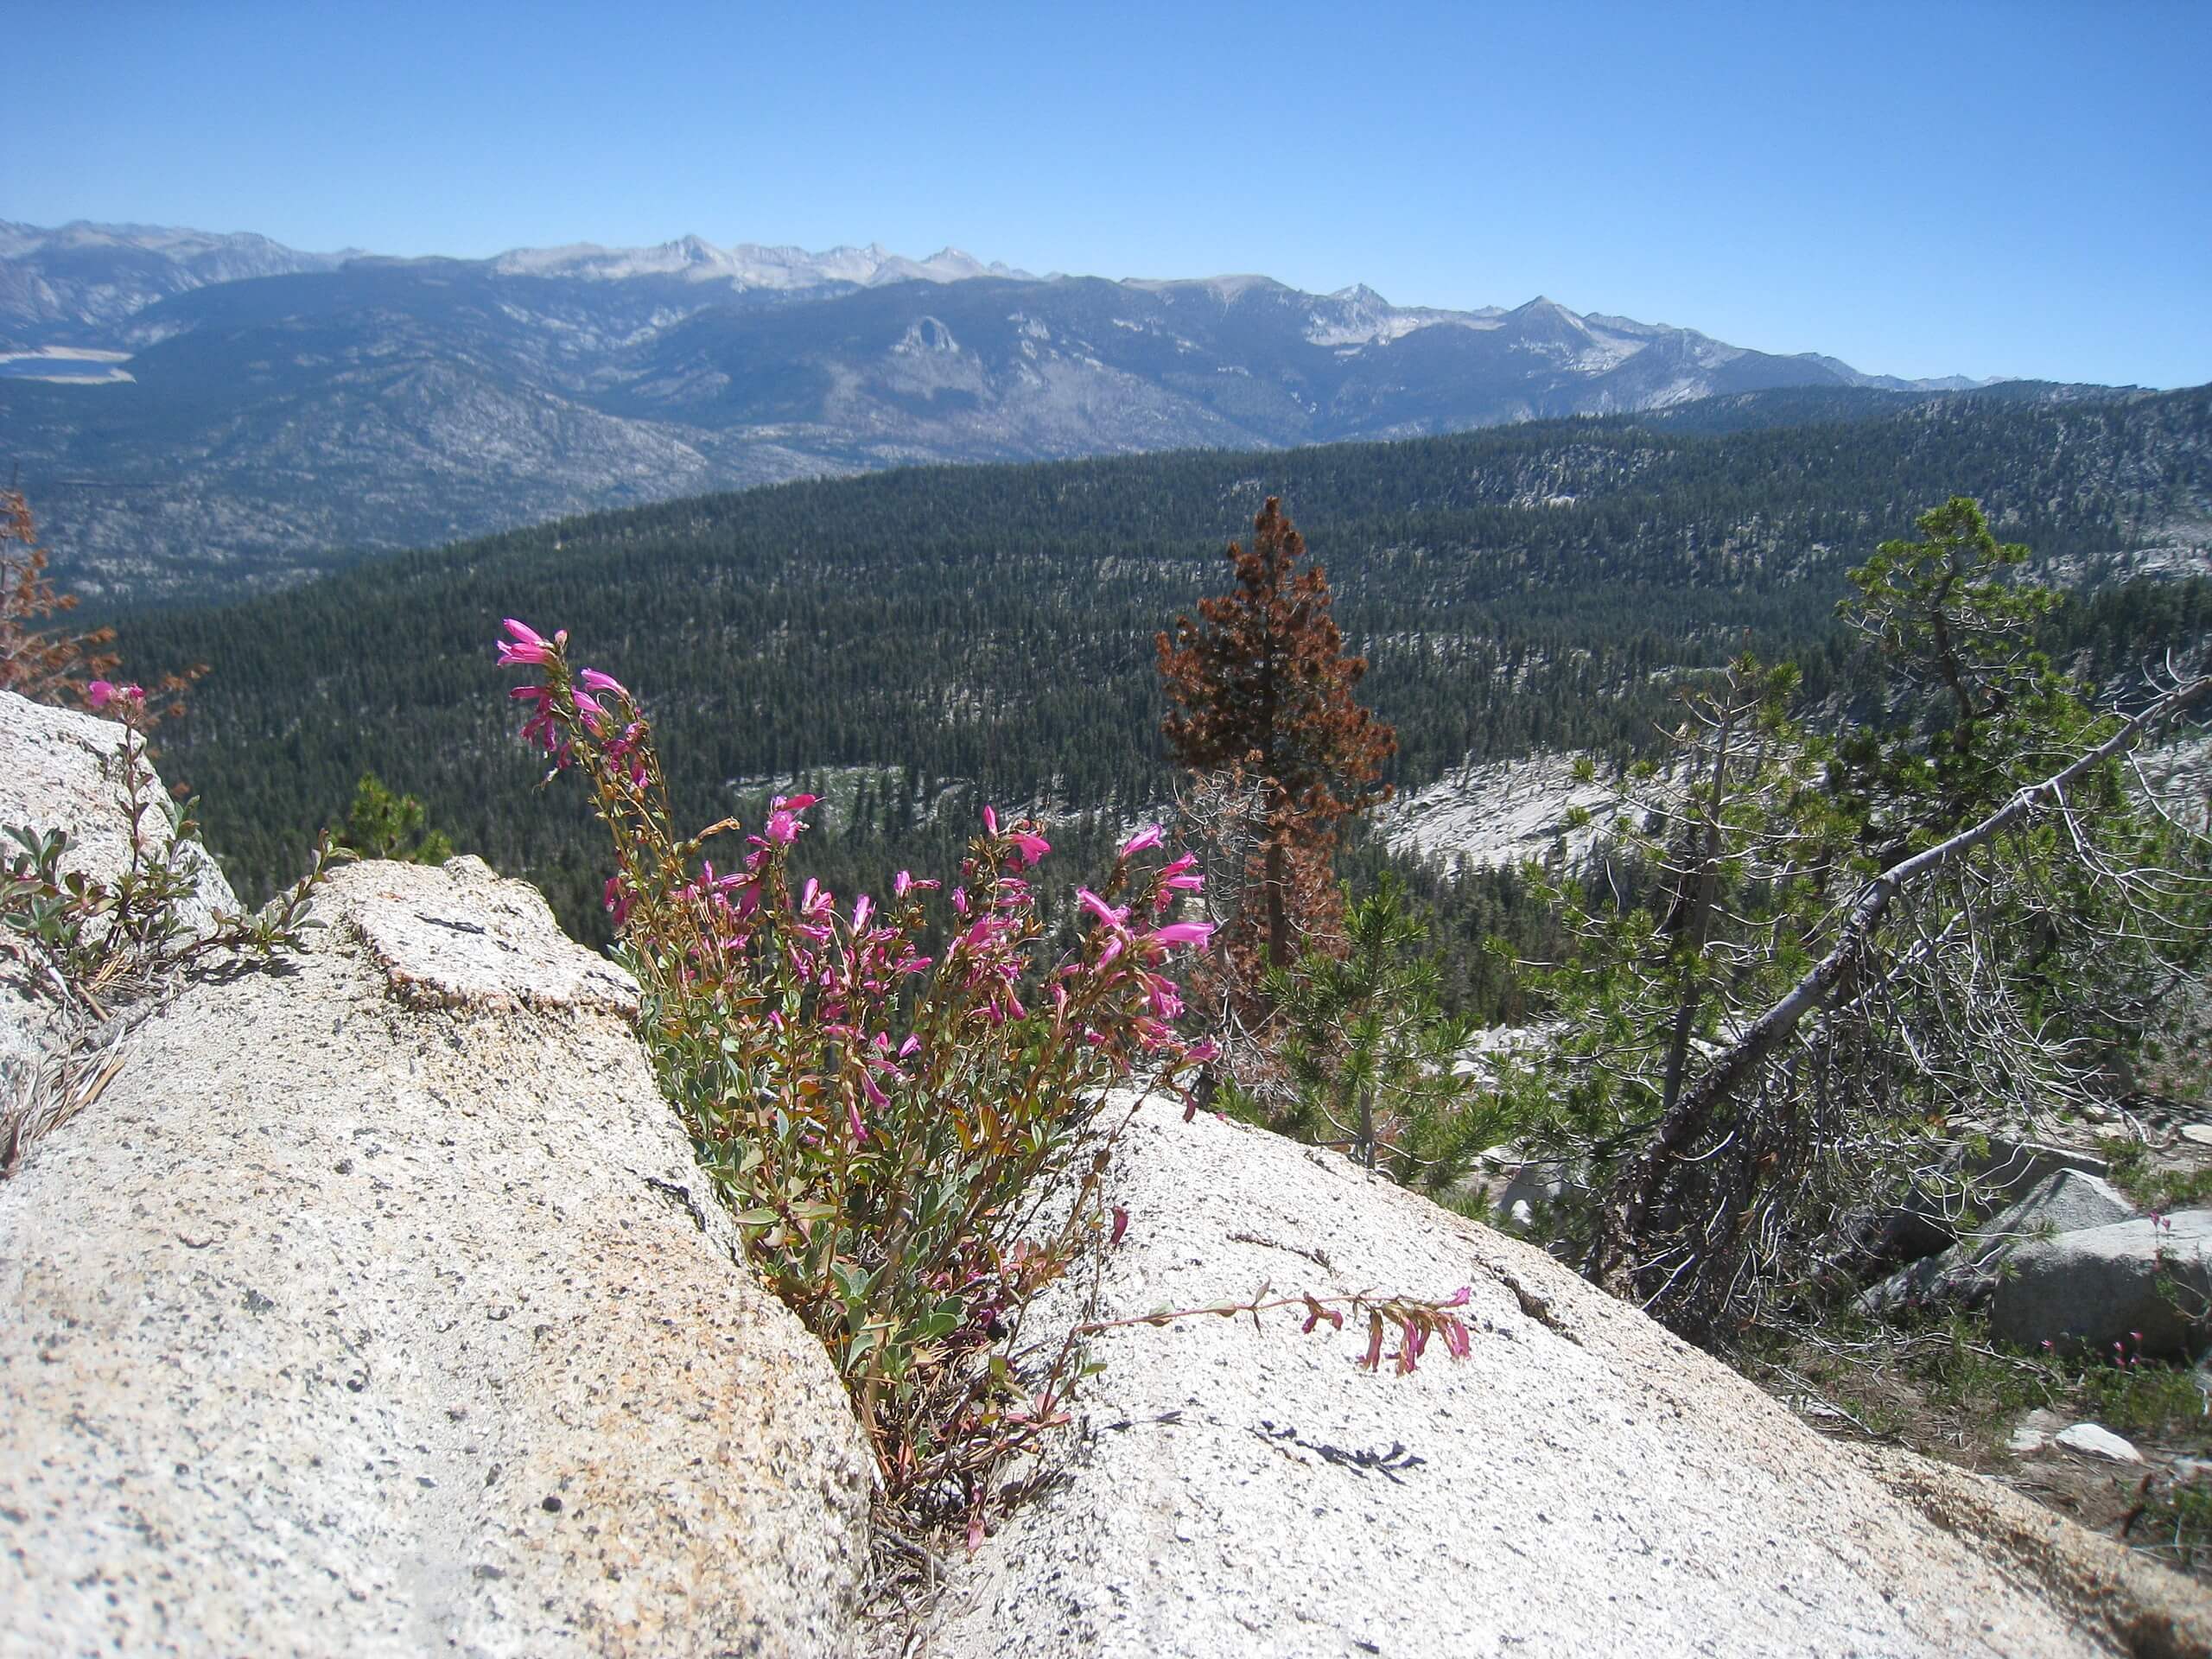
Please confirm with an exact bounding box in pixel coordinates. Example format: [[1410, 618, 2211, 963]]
[[1077, 888, 1129, 929], [1118, 824, 1163, 859], [86, 680, 114, 709], [1007, 830, 1052, 868], [579, 668, 628, 698], [1154, 855, 1205, 910], [1185, 1038, 1221, 1064], [850, 893, 873, 932], [1139, 971, 1184, 1021], [982, 804, 1000, 836], [1141, 920, 1213, 953], [117, 683, 143, 705], [764, 809, 803, 844], [497, 618, 556, 665]]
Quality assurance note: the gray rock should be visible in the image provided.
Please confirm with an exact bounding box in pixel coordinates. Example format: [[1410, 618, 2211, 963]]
[[1496, 1158, 1565, 1225], [1990, 1210, 2212, 1360], [1866, 1169, 2137, 1315], [926, 1096, 2184, 1658], [1875, 1141, 2115, 1268], [1, 690, 242, 1167], [0, 688, 236, 928], [2007, 1408, 2069, 1453], [0, 856, 871, 1656], [1974, 1137, 2112, 1196], [2055, 1423, 2145, 1465]]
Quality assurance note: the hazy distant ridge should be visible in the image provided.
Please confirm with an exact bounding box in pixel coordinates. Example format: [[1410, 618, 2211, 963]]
[[0, 220, 2029, 596]]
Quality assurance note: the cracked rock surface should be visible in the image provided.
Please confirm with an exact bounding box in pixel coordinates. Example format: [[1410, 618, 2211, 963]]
[[924, 1097, 2212, 1659], [0, 855, 870, 1657]]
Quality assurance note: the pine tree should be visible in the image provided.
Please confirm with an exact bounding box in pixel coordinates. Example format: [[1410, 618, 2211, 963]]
[[1156, 499, 1395, 1006], [334, 774, 454, 865]]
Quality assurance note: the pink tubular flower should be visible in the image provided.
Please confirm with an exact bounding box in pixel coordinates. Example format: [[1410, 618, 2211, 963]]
[[1007, 830, 1052, 868], [497, 618, 556, 665], [1154, 854, 1205, 909], [850, 893, 873, 933], [1140, 971, 1184, 1022], [578, 667, 628, 698], [1118, 824, 1164, 859], [1077, 888, 1129, 929], [1141, 919, 1214, 953], [86, 680, 114, 709], [764, 808, 803, 844], [982, 804, 1000, 836]]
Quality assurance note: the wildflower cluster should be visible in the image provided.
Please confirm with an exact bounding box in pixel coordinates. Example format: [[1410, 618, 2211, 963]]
[[499, 620, 1217, 1518]]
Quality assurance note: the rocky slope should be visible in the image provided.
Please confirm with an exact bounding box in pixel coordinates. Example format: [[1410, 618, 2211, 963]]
[[924, 1096, 2212, 1657], [0, 692, 871, 1656], [4, 689, 2208, 1656]]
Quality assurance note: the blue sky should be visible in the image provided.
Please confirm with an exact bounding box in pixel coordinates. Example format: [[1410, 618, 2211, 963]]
[[7, 0, 2207, 386]]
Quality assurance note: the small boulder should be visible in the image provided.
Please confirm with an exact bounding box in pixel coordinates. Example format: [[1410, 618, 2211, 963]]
[[2055, 1424, 2145, 1465], [1866, 1169, 2137, 1315], [1874, 1141, 2114, 1267], [2007, 1408, 2068, 1454], [1989, 1211, 2212, 1359]]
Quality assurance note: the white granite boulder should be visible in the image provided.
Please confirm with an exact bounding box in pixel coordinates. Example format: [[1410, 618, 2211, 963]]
[[0, 688, 237, 1090], [924, 1097, 2210, 1658], [0, 854, 873, 1656]]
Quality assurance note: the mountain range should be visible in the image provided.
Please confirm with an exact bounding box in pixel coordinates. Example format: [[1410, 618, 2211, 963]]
[[0, 219, 2044, 598]]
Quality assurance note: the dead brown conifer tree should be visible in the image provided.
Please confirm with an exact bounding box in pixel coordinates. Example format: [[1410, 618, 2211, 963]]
[[1156, 498, 1395, 1044]]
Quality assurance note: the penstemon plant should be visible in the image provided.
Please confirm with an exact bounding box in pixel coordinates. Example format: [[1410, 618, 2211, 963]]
[[498, 620, 1220, 1523]]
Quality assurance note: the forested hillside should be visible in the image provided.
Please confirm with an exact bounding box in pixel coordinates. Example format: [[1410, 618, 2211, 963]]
[[108, 383, 2212, 938]]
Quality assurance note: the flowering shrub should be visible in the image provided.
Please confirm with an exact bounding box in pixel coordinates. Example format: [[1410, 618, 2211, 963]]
[[499, 620, 1220, 1521]]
